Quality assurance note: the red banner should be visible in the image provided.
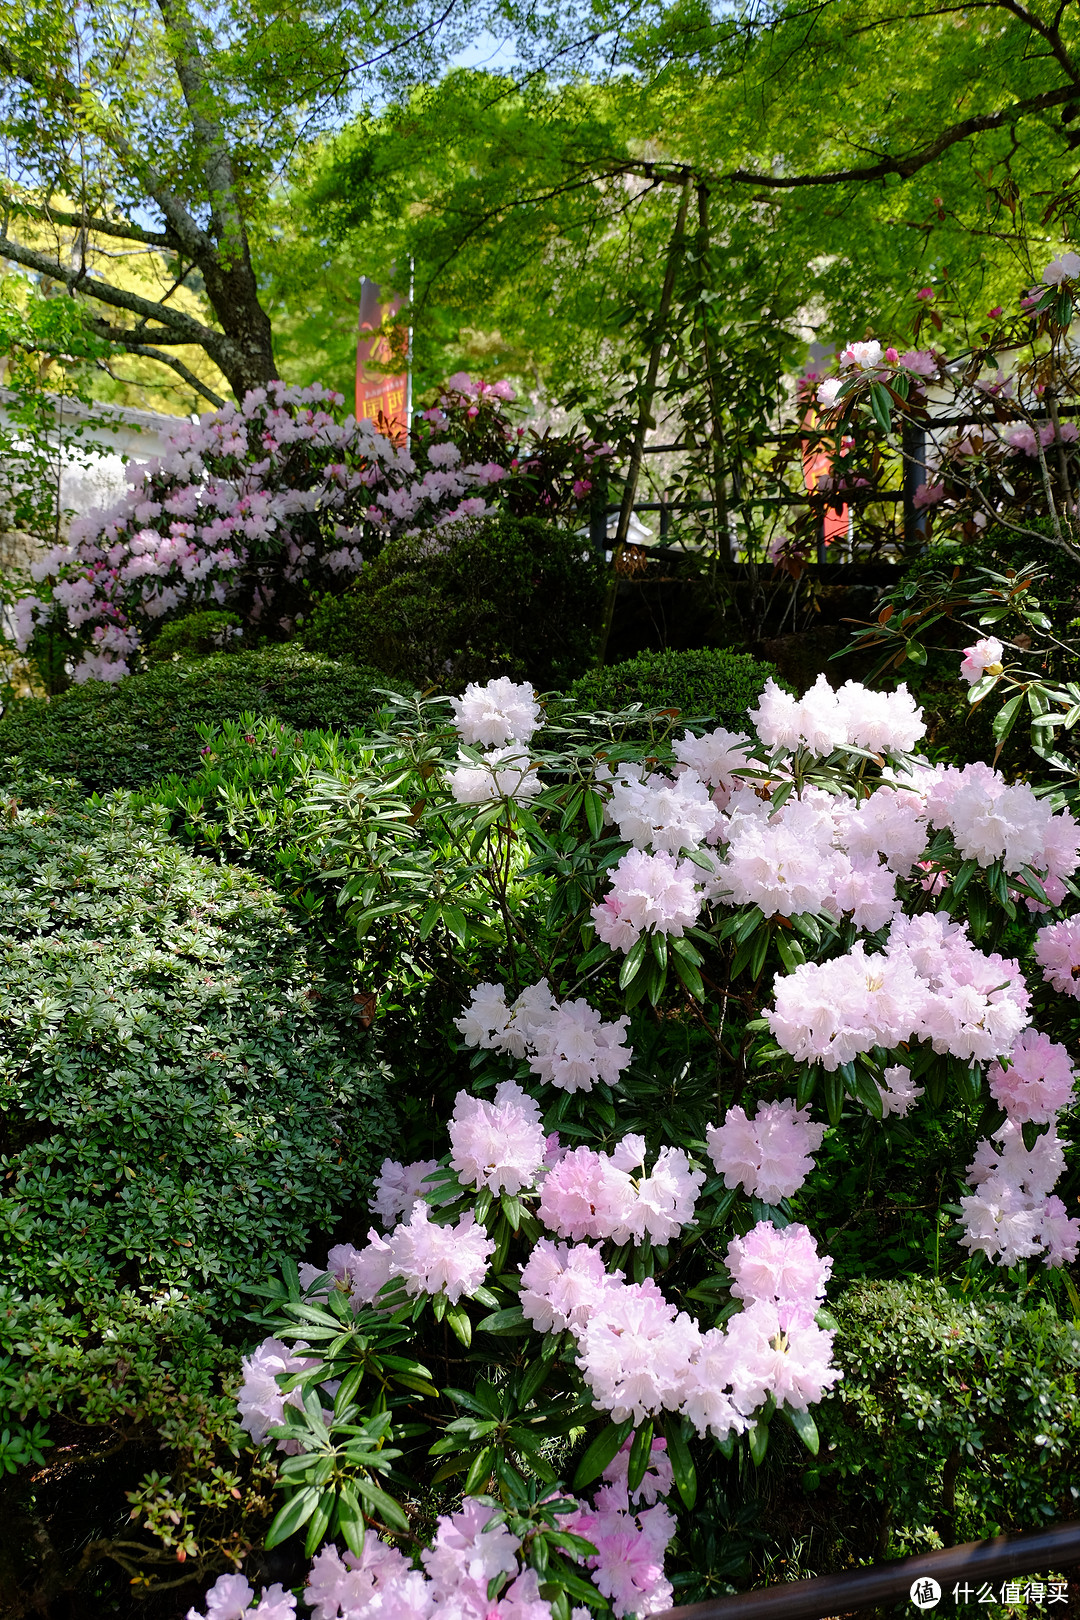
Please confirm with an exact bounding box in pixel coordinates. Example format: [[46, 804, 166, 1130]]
[[356, 278, 407, 440]]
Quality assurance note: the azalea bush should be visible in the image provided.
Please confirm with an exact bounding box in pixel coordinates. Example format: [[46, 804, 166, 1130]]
[[10, 376, 612, 687], [178, 649, 1079, 1618]]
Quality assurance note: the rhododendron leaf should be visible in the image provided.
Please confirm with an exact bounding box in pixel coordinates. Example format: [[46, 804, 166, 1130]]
[[304, 1489, 335, 1557], [992, 692, 1025, 746], [618, 934, 648, 989], [624, 965, 653, 1009], [561, 788, 585, 831], [784, 1406, 820, 1455], [333, 1364, 366, 1416], [265, 1485, 319, 1548], [442, 905, 468, 944], [518, 1359, 550, 1410], [796, 1067, 818, 1109], [336, 1485, 366, 1556], [572, 1417, 634, 1489], [417, 900, 441, 940], [672, 950, 705, 1001], [472, 1286, 500, 1310], [651, 932, 668, 974], [432, 1291, 447, 1323], [868, 382, 893, 435], [355, 1476, 409, 1533], [464, 1445, 496, 1494], [628, 1419, 654, 1494], [501, 1193, 522, 1232], [431, 1455, 472, 1484], [950, 859, 979, 898], [748, 1422, 769, 1466], [445, 1302, 473, 1346], [749, 926, 772, 983], [775, 932, 805, 974], [662, 1416, 698, 1509], [582, 788, 606, 841], [823, 1070, 844, 1126]]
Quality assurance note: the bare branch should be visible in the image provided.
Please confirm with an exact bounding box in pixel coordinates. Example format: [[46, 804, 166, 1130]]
[[108, 344, 226, 406], [0, 232, 217, 345], [34, 205, 174, 249]]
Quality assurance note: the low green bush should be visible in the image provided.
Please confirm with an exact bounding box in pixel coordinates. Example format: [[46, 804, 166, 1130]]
[[144, 608, 244, 661], [0, 647, 386, 794], [822, 1278, 1080, 1555], [0, 786, 394, 1596], [565, 645, 782, 730], [302, 513, 605, 690]]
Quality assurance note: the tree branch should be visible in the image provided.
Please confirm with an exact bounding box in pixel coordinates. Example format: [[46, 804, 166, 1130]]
[[33, 205, 174, 249], [0, 232, 217, 344], [106, 344, 226, 406], [724, 83, 1080, 187]]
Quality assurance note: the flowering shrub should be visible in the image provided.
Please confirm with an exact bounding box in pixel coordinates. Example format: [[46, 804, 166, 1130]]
[[11, 376, 608, 685], [187, 661, 1079, 1615]]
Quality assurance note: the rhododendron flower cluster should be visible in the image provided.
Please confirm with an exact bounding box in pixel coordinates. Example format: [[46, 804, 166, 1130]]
[[448, 745, 542, 805], [454, 980, 632, 1092], [960, 1119, 1079, 1268], [193, 1490, 678, 1620], [706, 1100, 825, 1203], [1034, 916, 1080, 997], [537, 1137, 705, 1245], [450, 678, 541, 747], [987, 1029, 1077, 1125], [748, 675, 925, 756], [591, 848, 706, 951], [960, 636, 1005, 685], [605, 763, 725, 853], [767, 913, 1030, 1069], [449, 1081, 547, 1193], [923, 762, 1080, 890]]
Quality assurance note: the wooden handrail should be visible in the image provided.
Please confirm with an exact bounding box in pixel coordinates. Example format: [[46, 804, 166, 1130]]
[[656, 1520, 1080, 1620]]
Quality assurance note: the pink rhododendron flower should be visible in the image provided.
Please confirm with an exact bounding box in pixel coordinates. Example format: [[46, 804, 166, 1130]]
[[387, 1203, 494, 1303], [1042, 252, 1080, 285], [519, 1238, 620, 1333], [577, 1277, 701, 1424], [840, 339, 883, 369], [766, 941, 927, 1069], [448, 744, 541, 804], [725, 1221, 832, 1323], [673, 726, 753, 796], [370, 1158, 439, 1225], [816, 378, 843, 410], [187, 1573, 256, 1620], [959, 637, 1004, 685], [236, 1337, 309, 1446], [597, 1436, 674, 1510], [420, 1497, 520, 1596], [590, 848, 705, 952], [706, 1099, 825, 1203], [912, 482, 946, 510], [450, 677, 540, 746], [878, 1064, 923, 1117], [986, 1030, 1077, 1124], [527, 998, 632, 1092], [537, 1147, 637, 1243], [448, 1080, 547, 1194], [1034, 916, 1080, 996], [605, 764, 725, 854]]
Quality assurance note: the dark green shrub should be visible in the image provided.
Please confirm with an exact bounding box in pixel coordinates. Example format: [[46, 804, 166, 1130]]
[[302, 513, 605, 690], [821, 1278, 1080, 1555], [566, 645, 782, 728], [0, 786, 393, 1603], [145, 608, 243, 661], [0, 647, 386, 794]]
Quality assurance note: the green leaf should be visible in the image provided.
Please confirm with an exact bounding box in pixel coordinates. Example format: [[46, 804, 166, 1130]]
[[583, 789, 605, 840], [572, 1418, 634, 1490], [446, 1301, 473, 1346], [355, 1476, 410, 1533], [619, 934, 648, 989], [822, 1069, 843, 1126], [627, 1419, 654, 1494], [476, 1306, 529, 1336], [748, 1423, 769, 1467], [304, 1487, 335, 1557], [661, 1416, 697, 1509], [784, 1406, 820, 1456], [265, 1485, 319, 1549], [336, 1485, 366, 1557], [992, 691, 1025, 746]]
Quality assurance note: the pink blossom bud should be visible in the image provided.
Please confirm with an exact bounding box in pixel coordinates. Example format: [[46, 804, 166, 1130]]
[[916, 287, 935, 301]]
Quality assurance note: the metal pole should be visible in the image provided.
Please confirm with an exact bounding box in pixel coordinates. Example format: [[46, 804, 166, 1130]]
[[655, 1519, 1080, 1620]]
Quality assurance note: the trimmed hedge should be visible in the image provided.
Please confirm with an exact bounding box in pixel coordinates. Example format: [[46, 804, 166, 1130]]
[[566, 645, 782, 728], [0, 647, 386, 794], [303, 513, 605, 691], [823, 1278, 1080, 1554]]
